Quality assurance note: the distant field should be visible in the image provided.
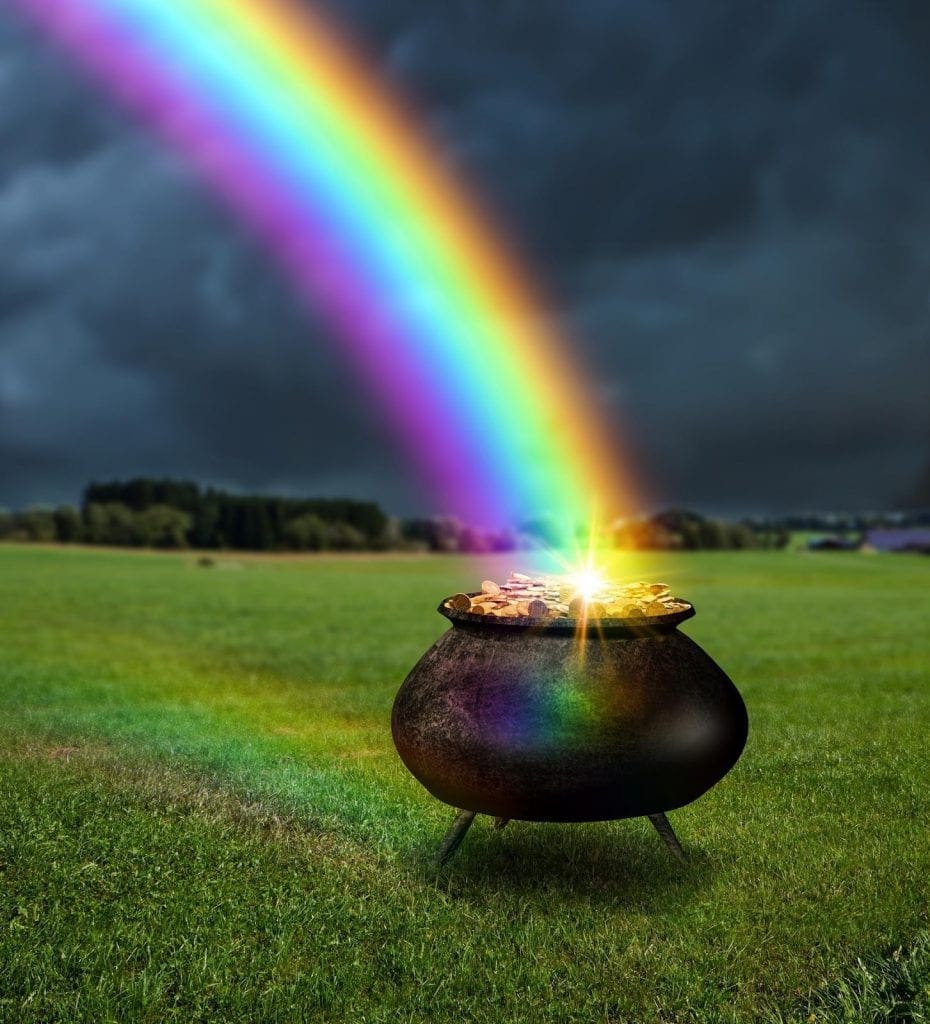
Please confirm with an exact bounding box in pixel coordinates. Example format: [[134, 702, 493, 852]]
[[0, 545, 928, 1023]]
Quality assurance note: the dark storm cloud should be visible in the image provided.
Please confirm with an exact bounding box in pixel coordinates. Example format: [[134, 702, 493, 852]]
[[1, 0, 929, 514], [0, 9, 421, 510]]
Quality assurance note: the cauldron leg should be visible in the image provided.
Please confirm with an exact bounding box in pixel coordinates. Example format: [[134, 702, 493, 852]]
[[493, 817, 510, 830], [436, 809, 476, 865], [648, 813, 687, 863]]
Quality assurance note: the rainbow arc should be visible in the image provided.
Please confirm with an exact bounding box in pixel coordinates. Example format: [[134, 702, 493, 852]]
[[13, 0, 636, 553]]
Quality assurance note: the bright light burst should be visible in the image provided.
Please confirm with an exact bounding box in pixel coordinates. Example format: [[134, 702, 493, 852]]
[[567, 565, 607, 602]]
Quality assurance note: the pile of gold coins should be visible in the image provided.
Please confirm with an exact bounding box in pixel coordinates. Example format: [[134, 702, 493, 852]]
[[444, 572, 690, 620]]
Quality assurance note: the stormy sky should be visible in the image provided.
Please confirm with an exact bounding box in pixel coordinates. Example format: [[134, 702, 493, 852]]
[[1, 0, 929, 518]]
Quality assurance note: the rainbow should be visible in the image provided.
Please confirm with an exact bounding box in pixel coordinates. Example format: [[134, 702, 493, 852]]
[[12, 0, 634, 551]]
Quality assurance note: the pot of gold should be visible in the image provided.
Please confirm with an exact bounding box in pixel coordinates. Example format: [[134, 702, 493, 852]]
[[392, 573, 748, 864]]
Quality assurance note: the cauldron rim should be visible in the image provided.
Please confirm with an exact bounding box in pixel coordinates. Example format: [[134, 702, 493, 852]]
[[438, 592, 696, 636]]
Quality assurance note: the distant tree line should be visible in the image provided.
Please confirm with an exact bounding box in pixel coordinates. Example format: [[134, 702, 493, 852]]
[[0, 479, 806, 552], [0, 479, 393, 551], [613, 509, 790, 551]]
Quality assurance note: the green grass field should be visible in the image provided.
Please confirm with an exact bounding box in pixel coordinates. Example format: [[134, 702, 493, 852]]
[[0, 545, 928, 1023]]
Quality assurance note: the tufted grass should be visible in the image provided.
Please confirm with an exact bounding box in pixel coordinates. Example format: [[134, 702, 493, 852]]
[[0, 544, 927, 1022]]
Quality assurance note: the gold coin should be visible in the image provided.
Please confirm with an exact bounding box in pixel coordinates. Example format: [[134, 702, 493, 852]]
[[460, 576, 689, 622]]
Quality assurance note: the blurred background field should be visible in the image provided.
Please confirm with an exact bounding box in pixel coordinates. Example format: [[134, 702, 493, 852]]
[[0, 545, 928, 1023]]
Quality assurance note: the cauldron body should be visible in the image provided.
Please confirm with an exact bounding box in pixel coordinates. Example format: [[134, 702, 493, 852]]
[[392, 601, 748, 822]]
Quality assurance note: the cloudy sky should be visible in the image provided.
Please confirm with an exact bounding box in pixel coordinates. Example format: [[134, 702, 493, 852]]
[[1, 0, 929, 518]]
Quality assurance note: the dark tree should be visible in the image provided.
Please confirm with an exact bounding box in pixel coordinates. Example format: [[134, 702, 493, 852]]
[[53, 506, 83, 543]]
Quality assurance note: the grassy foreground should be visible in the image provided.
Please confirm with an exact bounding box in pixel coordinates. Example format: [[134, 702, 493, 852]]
[[0, 545, 928, 1023]]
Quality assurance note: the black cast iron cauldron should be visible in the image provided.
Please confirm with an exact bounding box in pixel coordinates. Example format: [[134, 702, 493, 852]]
[[392, 595, 748, 864]]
